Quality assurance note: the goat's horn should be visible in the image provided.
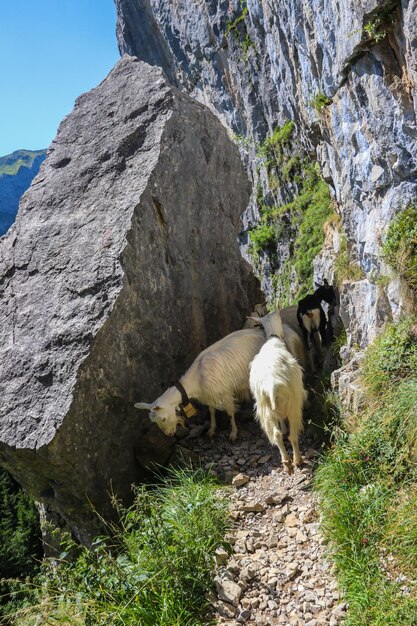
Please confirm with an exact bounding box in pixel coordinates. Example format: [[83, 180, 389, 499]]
[[134, 402, 153, 410]]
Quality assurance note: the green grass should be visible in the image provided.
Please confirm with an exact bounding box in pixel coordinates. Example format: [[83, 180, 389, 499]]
[[0, 469, 42, 613], [291, 165, 333, 299], [249, 223, 277, 253], [256, 120, 295, 168], [382, 205, 417, 294], [334, 235, 365, 285], [315, 316, 417, 625], [362, 316, 417, 396], [250, 160, 332, 305], [3, 468, 230, 626], [0, 150, 46, 176], [248, 120, 333, 305]]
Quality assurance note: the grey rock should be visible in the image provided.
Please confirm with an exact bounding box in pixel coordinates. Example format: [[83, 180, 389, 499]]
[[186, 424, 207, 439], [215, 547, 230, 565], [285, 562, 300, 580], [240, 501, 265, 513], [215, 577, 243, 607], [216, 600, 237, 619], [232, 473, 251, 487], [0, 56, 261, 543]]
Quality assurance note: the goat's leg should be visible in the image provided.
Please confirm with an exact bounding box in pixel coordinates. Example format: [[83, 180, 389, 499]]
[[288, 422, 303, 468], [272, 425, 293, 474], [207, 406, 217, 438], [319, 308, 327, 347], [298, 316, 310, 350], [228, 412, 238, 443]]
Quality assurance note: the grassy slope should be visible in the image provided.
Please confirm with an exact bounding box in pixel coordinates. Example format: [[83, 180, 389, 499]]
[[0, 150, 46, 176], [4, 468, 230, 626], [315, 317, 417, 625]]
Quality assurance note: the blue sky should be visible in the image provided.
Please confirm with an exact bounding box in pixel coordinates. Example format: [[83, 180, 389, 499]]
[[0, 1, 120, 156]]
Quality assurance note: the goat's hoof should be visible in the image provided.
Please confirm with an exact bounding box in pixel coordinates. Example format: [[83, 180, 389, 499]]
[[229, 433, 238, 444], [294, 456, 304, 468], [283, 460, 294, 475], [207, 429, 216, 438]]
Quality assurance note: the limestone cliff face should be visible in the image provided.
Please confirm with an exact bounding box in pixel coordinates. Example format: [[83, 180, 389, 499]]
[[0, 56, 261, 542], [115, 0, 417, 349]]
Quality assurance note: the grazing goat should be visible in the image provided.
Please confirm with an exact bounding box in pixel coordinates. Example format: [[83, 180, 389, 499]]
[[249, 310, 307, 474], [134, 327, 269, 443], [297, 279, 336, 353]]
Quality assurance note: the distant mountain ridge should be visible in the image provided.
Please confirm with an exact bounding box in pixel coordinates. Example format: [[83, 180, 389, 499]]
[[0, 149, 47, 236]]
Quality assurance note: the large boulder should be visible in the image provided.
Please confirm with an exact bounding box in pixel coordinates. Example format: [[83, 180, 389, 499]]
[[0, 55, 261, 543]]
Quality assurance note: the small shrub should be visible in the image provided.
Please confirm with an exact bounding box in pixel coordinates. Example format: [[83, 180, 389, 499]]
[[362, 4, 397, 44], [310, 93, 331, 112], [242, 33, 255, 60], [382, 205, 417, 293], [249, 223, 276, 254]]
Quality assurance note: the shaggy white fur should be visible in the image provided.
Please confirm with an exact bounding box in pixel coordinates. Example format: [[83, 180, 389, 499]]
[[249, 333, 307, 474], [135, 327, 266, 442]]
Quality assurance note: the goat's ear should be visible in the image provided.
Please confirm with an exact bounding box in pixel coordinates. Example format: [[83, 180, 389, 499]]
[[134, 402, 154, 411], [323, 278, 329, 286], [247, 315, 262, 325]]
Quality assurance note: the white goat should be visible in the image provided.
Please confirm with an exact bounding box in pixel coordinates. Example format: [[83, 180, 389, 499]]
[[249, 310, 307, 474], [247, 311, 306, 369], [135, 327, 266, 442]]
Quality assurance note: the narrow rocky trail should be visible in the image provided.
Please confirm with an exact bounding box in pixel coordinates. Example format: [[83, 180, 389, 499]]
[[181, 416, 347, 626]]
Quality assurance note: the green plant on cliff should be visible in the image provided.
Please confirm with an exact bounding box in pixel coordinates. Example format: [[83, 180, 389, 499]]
[[249, 223, 277, 254], [4, 468, 230, 626], [257, 120, 295, 167], [225, 0, 248, 36], [363, 6, 395, 43], [290, 164, 333, 298], [334, 234, 365, 285], [315, 316, 417, 625], [382, 205, 417, 294], [310, 92, 331, 112], [225, 0, 255, 61], [249, 122, 333, 304], [251, 164, 332, 302]]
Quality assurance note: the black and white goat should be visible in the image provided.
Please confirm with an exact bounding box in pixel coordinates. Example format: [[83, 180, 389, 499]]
[[296, 280, 336, 355]]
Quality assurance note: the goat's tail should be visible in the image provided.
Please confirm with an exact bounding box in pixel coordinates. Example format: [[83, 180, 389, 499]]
[[254, 394, 276, 445]]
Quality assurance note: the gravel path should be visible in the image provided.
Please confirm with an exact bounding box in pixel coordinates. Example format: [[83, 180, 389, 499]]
[[180, 415, 347, 625]]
